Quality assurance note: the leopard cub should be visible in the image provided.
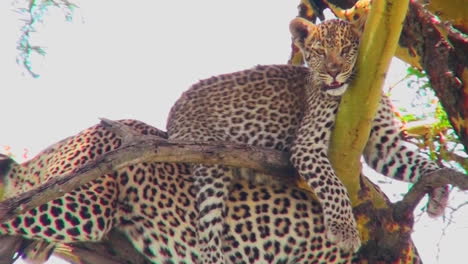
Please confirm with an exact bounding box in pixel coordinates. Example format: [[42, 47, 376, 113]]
[[168, 18, 362, 263]]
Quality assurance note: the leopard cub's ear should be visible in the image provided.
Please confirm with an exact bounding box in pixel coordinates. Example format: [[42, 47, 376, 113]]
[[289, 17, 317, 49], [349, 16, 365, 38]]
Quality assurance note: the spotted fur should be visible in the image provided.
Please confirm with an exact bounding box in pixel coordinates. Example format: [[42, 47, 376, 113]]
[[1, 120, 361, 264], [167, 18, 448, 262]]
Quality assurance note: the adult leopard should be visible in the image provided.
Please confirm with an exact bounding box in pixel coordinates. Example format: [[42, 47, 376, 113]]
[[0, 119, 363, 263], [167, 18, 449, 263]]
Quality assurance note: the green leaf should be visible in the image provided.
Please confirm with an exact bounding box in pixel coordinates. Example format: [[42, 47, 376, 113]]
[[406, 66, 426, 78]]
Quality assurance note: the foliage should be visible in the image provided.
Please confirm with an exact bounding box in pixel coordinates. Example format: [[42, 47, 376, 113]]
[[16, 0, 76, 77], [396, 66, 467, 172]]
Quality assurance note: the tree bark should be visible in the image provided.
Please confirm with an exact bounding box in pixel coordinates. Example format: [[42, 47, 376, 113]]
[[402, 1, 468, 152]]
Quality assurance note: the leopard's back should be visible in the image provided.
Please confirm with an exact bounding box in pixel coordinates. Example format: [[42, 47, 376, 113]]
[[167, 64, 310, 151]]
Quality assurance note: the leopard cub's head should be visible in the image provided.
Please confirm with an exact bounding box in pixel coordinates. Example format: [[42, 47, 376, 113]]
[[290, 18, 361, 96]]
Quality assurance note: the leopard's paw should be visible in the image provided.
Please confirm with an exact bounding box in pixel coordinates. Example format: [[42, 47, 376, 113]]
[[427, 185, 449, 218], [325, 218, 361, 253]]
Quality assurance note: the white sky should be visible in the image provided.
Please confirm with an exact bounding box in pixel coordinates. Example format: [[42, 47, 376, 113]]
[[0, 0, 466, 263]]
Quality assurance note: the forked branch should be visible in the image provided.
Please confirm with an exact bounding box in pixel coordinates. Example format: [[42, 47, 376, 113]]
[[395, 168, 468, 220]]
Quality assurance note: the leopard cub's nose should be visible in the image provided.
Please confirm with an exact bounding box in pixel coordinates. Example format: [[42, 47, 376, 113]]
[[327, 68, 340, 78], [326, 61, 342, 78]]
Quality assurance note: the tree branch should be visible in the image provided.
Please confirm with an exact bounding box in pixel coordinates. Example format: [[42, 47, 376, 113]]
[[0, 236, 24, 264], [394, 168, 468, 220], [0, 230, 152, 264], [0, 119, 294, 224], [55, 230, 152, 264]]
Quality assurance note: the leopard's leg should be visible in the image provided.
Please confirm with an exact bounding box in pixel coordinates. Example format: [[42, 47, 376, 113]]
[[167, 131, 230, 263], [290, 98, 360, 253], [194, 164, 230, 264], [119, 217, 201, 263], [363, 95, 449, 217], [0, 175, 119, 245]]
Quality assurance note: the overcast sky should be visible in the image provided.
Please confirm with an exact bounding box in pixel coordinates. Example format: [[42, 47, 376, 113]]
[[1, 1, 466, 263]]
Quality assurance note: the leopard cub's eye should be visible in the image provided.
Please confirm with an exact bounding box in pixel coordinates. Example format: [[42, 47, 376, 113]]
[[315, 49, 326, 57], [341, 46, 351, 56]]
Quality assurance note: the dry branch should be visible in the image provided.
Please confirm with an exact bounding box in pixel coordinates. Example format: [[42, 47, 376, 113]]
[[0, 231, 151, 264], [0, 236, 24, 263], [55, 230, 152, 264], [0, 119, 294, 224]]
